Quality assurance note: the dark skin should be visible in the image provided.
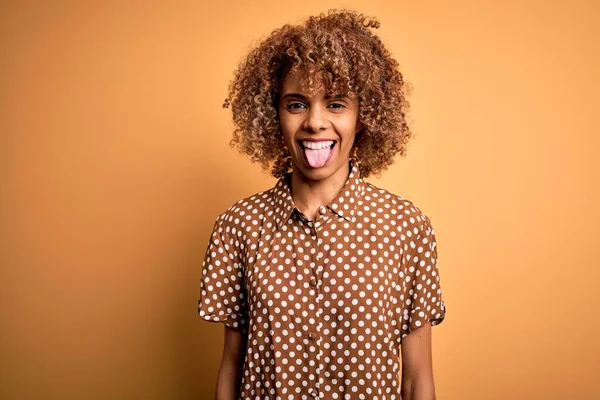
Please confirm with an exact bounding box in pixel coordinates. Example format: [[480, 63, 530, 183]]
[[278, 70, 363, 220], [400, 323, 437, 400], [215, 326, 246, 400]]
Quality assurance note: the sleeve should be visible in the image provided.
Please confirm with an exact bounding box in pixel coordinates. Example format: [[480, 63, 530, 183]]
[[400, 214, 446, 340], [197, 214, 249, 334]]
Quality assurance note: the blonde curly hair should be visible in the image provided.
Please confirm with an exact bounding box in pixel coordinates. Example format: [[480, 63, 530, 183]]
[[223, 9, 412, 178]]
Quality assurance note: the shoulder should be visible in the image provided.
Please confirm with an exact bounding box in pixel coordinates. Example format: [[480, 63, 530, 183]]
[[213, 185, 278, 229], [362, 181, 434, 234]]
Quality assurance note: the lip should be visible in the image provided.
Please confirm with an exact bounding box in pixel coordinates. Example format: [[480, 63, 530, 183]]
[[297, 138, 338, 143]]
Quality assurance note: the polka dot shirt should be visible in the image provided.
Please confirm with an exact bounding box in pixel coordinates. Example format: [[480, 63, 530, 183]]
[[198, 158, 446, 399]]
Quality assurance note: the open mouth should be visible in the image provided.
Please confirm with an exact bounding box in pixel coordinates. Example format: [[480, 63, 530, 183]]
[[297, 140, 337, 168]]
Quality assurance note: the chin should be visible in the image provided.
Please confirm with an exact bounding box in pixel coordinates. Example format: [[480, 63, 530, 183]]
[[294, 156, 348, 182], [301, 166, 333, 181]]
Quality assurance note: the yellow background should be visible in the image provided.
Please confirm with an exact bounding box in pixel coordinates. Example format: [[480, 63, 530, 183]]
[[1, 1, 599, 399]]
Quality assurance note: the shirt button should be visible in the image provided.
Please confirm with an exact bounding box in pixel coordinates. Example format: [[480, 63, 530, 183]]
[[319, 206, 327, 215], [310, 277, 317, 287], [309, 331, 319, 341], [308, 388, 318, 398]]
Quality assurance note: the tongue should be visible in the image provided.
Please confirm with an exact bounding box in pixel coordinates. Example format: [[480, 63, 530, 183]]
[[305, 146, 332, 168]]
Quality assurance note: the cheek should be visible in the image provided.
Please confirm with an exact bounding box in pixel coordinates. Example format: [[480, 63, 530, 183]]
[[279, 120, 293, 141], [337, 118, 358, 141], [279, 115, 300, 140]]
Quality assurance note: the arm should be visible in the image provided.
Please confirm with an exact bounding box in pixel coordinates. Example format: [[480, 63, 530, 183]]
[[400, 323, 436, 400], [215, 325, 247, 400]]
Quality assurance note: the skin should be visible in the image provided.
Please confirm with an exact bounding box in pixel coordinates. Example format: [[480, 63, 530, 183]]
[[215, 71, 436, 399], [215, 326, 246, 400], [401, 323, 437, 399], [277, 70, 363, 220]]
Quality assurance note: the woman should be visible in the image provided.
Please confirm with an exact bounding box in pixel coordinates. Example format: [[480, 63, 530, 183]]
[[198, 9, 446, 399]]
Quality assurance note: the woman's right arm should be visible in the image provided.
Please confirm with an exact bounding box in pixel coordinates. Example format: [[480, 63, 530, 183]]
[[215, 325, 247, 400]]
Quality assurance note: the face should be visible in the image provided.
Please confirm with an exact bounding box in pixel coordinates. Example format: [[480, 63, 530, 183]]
[[278, 71, 362, 182]]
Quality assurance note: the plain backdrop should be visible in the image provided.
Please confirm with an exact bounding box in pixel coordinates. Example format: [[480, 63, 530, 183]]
[[1, 0, 599, 399]]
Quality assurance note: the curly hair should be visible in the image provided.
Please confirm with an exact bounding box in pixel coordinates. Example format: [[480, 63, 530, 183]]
[[223, 9, 412, 178]]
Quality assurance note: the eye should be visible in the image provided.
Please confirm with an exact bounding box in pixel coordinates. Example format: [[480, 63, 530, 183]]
[[328, 102, 346, 109], [287, 102, 306, 110]]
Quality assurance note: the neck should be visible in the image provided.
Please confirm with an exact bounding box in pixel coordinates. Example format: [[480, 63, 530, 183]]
[[288, 160, 350, 218]]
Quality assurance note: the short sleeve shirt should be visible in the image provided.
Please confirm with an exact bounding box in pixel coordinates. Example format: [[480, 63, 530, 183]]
[[198, 158, 446, 400]]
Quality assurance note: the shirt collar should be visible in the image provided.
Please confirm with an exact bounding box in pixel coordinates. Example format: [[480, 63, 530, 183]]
[[272, 158, 365, 229]]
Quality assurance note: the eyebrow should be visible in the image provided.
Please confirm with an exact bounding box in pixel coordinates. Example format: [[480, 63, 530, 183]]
[[281, 92, 347, 100]]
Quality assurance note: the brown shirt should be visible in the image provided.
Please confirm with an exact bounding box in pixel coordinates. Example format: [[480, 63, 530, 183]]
[[198, 158, 446, 399]]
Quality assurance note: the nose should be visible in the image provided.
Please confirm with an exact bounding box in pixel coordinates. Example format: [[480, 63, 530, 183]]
[[302, 106, 328, 133]]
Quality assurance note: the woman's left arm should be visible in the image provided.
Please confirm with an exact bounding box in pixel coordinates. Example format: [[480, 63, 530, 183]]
[[400, 323, 436, 400]]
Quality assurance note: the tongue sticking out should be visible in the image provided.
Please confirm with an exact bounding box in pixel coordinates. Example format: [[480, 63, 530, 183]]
[[305, 145, 333, 168]]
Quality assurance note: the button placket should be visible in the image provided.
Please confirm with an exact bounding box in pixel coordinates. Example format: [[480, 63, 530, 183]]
[[313, 211, 327, 281], [304, 216, 324, 391]]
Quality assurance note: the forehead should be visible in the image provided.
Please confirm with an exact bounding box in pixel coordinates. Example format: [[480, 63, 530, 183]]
[[279, 69, 355, 100]]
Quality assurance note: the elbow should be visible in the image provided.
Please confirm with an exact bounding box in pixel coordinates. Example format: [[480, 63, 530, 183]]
[[400, 376, 414, 400], [401, 373, 436, 400]]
